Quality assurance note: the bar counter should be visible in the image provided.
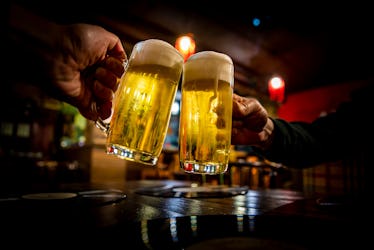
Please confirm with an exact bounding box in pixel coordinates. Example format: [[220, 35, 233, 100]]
[[0, 179, 368, 249]]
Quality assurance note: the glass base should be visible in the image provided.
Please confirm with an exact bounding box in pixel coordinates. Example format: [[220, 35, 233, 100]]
[[106, 144, 158, 166], [181, 161, 228, 174]]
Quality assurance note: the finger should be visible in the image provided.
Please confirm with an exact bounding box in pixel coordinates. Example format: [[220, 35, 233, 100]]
[[232, 97, 252, 118], [232, 97, 268, 132], [231, 128, 249, 145], [78, 105, 99, 121], [92, 79, 114, 100], [232, 120, 244, 128], [233, 96, 264, 118], [101, 56, 126, 78], [106, 37, 127, 62], [94, 68, 119, 91], [97, 101, 113, 120], [244, 115, 268, 133]]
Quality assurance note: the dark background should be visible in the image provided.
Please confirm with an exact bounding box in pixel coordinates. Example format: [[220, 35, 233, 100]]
[[7, 0, 374, 97]]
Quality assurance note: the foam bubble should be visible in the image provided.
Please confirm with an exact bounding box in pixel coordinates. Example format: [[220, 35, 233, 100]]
[[183, 51, 234, 85], [130, 39, 184, 67]]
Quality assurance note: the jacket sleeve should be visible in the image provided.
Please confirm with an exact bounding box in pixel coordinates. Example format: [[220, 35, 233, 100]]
[[256, 85, 371, 168]]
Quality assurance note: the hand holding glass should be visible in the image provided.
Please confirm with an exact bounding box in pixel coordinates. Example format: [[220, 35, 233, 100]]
[[96, 39, 184, 165]]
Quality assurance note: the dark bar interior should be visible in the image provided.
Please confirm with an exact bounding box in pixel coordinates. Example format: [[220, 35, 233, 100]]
[[1, 0, 372, 248]]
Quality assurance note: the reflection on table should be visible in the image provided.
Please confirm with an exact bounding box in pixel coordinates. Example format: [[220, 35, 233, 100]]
[[138, 149, 295, 191], [0, 179, 368, 248]]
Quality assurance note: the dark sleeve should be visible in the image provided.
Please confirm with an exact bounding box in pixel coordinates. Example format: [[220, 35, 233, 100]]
[[256, 84, 372, 168]]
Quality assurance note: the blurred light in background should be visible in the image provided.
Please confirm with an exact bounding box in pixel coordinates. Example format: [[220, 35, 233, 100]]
[[171, 101, 180, 115], [268, 76, 285, 103], [175, 34, 196, 61], [252, 17, 261, 27]]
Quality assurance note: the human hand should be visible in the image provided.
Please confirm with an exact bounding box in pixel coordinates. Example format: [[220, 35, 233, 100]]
[[231, 93, 274, 149], [51, 24, 127, 121]]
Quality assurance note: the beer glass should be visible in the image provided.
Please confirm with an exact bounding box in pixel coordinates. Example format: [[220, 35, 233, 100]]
[[179, 51, 234, 174], [96, 39, 184, 165]]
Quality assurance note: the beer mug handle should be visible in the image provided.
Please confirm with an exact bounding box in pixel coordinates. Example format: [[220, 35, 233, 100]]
[[95, 117, 110, 134], [94, 58, 129, 134], [93, 102, 112, 134]]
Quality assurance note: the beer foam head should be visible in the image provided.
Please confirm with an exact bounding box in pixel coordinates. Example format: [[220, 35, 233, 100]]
[[130, 39, 184, 67], [184, 51, 234, 86]]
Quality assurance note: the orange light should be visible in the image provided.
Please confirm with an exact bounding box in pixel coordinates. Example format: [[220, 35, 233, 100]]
[[175, 34, 196, 61], [268, 76, 285, 103]]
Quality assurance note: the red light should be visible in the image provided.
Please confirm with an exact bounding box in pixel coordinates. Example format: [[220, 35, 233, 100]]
[[268, 76, 285, 103]]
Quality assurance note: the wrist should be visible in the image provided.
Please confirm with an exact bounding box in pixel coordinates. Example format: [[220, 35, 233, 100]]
[[258, 118, 275, 150]]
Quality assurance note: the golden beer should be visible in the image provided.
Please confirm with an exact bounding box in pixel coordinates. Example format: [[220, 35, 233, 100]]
[[98, 39, 184, 165], [179, 51, 234, 174]]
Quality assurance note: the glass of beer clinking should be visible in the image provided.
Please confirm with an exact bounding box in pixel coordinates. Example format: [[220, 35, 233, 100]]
[[179, 51, 234, 174], [96, 39, 184, 165]]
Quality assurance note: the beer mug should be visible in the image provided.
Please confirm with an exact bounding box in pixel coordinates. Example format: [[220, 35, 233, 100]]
[[96, 39, 184, 165], [179, 51, 234, 174]]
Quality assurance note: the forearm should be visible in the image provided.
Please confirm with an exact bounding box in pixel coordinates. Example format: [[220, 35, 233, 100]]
[[254, 117, 275, 150], [257, 118, 338, 168]]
